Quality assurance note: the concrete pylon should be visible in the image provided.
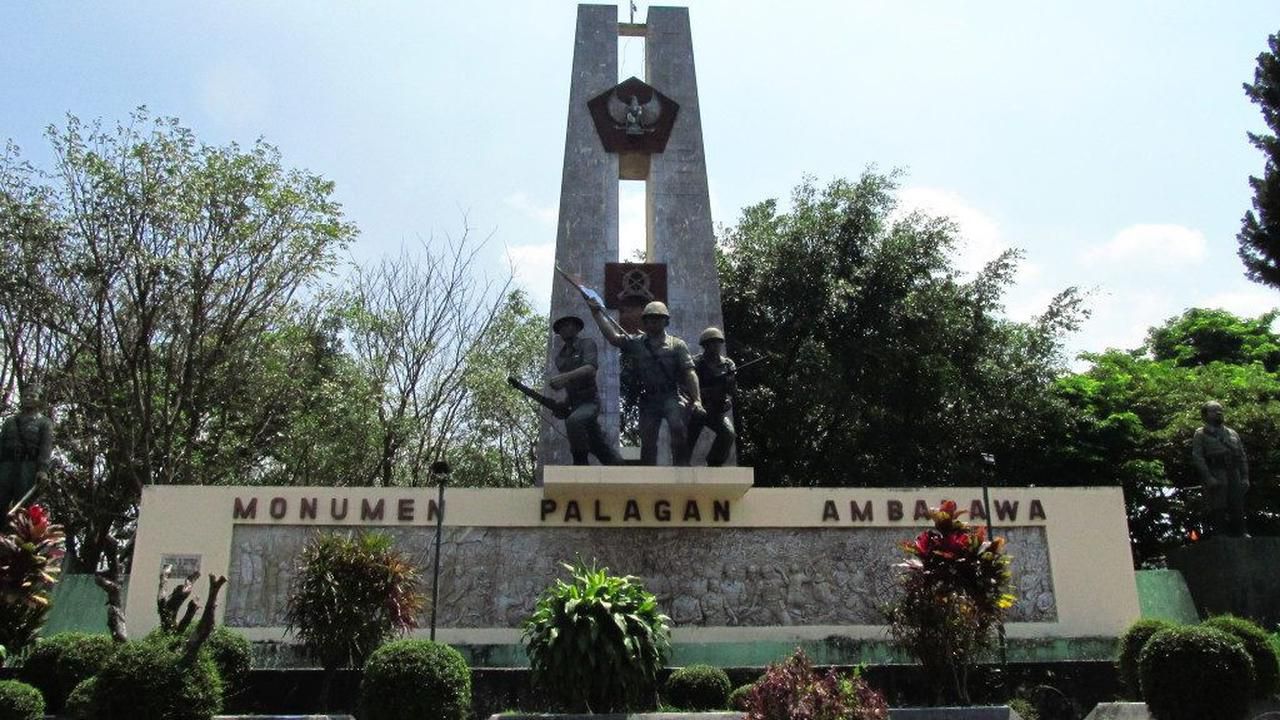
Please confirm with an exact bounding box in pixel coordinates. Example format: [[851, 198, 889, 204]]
[[538, 4, 620, 473]]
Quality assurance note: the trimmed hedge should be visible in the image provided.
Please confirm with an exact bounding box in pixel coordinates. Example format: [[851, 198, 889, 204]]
[[65, 677, 97, 720], [0, 679, 45, 720], [665, 664, 732, 710], [1201, 614, 1280, 698], [728, 683, 755, 711], [1117, 618, 1174, 698], [18, 631, 117, 713], [204, 627, 252, 700], [84, 635, 223, 720], [1139, 626, 1254, 720], [359, 639, 471, 720]]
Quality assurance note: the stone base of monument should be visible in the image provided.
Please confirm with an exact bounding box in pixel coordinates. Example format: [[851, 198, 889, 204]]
[[1166, 536, 1280, 627], [488, 714, 742, 720], [889, 708, 1023, 720], [215, 716, 353, 720], [1082, 703, 1151, 720], [541, 465, 754, 497]]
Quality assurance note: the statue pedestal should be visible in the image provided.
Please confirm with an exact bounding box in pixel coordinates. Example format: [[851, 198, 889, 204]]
[[541, 465, 754, 498], [1166, 536, 1280, 626]]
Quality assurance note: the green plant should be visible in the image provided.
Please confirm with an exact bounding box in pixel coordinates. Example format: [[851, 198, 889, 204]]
[[885, 500, 1014, 704], [285, 530, 423, 710], [202, 626, 251, 702], [1139, 626, 1254, 720], [65, 677, 97, 720], [0, 679, 45, 720], [0, 505, 66, 655], [522, 559, 671, 713], [18, 632, 118, 713], [79, 635, 223, 720], [1117, 618, 1176, 698], [728, 682, 755, 711], [740, 649, 887, 720], [1007, 697, 1039, 720], [359, 639, 471, 720], [1201, 614, 1280, 697], [665, 664, 732, 710]]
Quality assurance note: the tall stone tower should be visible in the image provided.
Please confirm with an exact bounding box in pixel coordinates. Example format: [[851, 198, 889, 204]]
[[537, 4, 723, 472]]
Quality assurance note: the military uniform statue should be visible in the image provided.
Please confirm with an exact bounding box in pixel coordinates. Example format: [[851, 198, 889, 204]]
[[1192, 400, 1249, 537], [588, 299, 703, 465], [1, 388, 54, 516], [689, 327, 737, 466], [548, 314, 621, 466]]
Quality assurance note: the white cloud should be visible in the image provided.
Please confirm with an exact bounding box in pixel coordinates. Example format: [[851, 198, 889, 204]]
[[619, 183, 646, 262], [895, 186, 1004, 275], [506, 241, 555, 311], [1198, 288, 1278, 318], [503, 191, 557, 227], [1083, 223, 1206, 265], [200, 60, 269, 129]]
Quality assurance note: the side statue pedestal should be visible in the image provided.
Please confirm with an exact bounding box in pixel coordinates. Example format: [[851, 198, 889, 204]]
[[1166, 536, 1280, 628]]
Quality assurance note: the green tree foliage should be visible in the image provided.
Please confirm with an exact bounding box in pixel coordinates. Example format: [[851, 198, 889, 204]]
[[1055, 308, 1280, 565], [1239, 30, 1280, 288], [718, 172, 1086, 487]]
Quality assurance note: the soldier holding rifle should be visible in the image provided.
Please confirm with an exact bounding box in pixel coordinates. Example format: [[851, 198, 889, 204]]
[[689, 327, 737, 467], [546, 314, 621, 466]]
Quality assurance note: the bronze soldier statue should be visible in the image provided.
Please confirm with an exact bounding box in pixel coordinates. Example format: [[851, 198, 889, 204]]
[[548, 315, 621, 466], [1192, 400, 1249, 537], [587, 298, 702, 465], [1, 387, 54, 516], [689, 327, 737, 467]]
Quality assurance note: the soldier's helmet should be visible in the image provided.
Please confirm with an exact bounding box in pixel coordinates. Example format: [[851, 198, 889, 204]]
[[552, 315, 585, 333], [641, 301, 670, 319], [699, 327, 725, 345]]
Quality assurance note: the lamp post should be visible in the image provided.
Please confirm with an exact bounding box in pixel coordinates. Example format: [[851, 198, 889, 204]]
[[428, 459, 450, 641], [979, 452, 1008, 672]]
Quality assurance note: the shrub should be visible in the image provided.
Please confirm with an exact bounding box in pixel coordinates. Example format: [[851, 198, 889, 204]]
[[285, 530, 423, 710], [886, 500, 1014, 705], [359, 639, 471, 720], [1008, 697, 1039, 720], [523, 560, 671, 713], [728, 682, 755, 711], [0, 679, 45, 720], [740, 649, 887, 720], [1202, 614, 1280, 698], [18, 631, 117, 713], [1139, 626, 1254, 720], [65, 677, 97, 720], [203, 626, 252, 701], [1116, 618, 1175, 698], [665, 664, 732, 710], [0, 505, 65, 656], [82, 635, 223, 720]]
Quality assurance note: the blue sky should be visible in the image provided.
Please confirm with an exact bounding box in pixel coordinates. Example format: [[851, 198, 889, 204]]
[[3, 1, 1277, 362]]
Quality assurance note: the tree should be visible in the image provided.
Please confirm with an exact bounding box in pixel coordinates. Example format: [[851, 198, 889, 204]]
[[1239, 30, 1280, 288], [1055, 309, 1280, 565], [717, 172, 1086, 488], [0, 110, 354, 570]]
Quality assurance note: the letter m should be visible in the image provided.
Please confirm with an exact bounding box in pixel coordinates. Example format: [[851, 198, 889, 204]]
[[233, 497, 258, 520]]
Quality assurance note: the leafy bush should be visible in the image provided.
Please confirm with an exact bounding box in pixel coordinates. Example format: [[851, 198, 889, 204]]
[[1139, 626, 1254, 720], [1117, 618, 1176, 698], [728, 682, 755, 711], [0, 505, 65, 656], [665, 664, 732, 710], [886, 500, 1014, 704], [18, 631, 117, 713], [522, 560, 671, 713], [0, 679, 45, 720], [1008, 697, 1039, 720], [65, 677, 97, 720], [1201, 614, 1279, 697], [740, 649, 887, 720], [359, 639, 471, 720], [80, 635, 223, 720], [203, 626, 252, 701]]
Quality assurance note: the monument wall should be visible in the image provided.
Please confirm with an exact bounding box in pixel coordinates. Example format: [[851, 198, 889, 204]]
[[128, 477, 1139, 651]]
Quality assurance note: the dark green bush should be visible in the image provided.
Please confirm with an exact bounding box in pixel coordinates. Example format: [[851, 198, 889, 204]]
[[1139, 626, 1254, 720], [0, 679, 45, 720], [1008, 697, 1039, 720], [522, 560, 670, 713], [65, 677, 97, 720], [18, 631, 117, 713], [1202, 614, 1280, 697], [84, 636, 223, 720], [359, 639, 471, 720], [1117, 618, 1175, 698], [665, 664, 732, 710], [203, 627, 252, 701], [728, 682, 755, 711]]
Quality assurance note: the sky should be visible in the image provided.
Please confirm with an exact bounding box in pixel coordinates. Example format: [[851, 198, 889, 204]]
[[2, 1, 1278, 365]]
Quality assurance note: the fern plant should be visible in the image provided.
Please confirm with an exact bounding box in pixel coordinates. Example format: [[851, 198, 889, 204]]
[[522, 560, 670, 713]]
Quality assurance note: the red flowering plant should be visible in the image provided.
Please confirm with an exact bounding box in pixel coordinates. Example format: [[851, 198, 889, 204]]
[[885, 500, 1014, 705], [0, 504, 66, 661], [740, 648, 888, 720]]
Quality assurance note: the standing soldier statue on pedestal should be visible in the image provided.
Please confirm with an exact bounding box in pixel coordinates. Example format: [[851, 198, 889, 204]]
[[1, 387, 54, 519], [1192, 400, 1250, 538], [547, 314, 621, 466], [689, 327, 737, 467]]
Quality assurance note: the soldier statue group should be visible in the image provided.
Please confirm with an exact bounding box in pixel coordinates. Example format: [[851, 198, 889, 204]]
[[544, 292, 737, 468]]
